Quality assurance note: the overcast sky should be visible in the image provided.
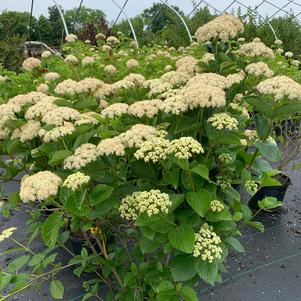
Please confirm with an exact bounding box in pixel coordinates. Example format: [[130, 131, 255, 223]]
[[0, 0, 298, 21]]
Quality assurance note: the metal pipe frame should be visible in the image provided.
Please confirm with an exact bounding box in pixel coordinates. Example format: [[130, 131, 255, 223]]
[[159, 0, 193, 43], [52, 0, 69, 36], [110, 0, 139, 48]]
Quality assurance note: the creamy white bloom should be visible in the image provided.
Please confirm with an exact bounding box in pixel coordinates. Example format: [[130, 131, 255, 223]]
[[82, 56, 95, 66], [277, 48, 284, 55], [41, 50, 52, 58], [144, 79, 173, 97], [104, 64, 117, 74], [11, 120, 41, 142], [102, 45, 112, 52], [160, 95, 188, 115], [0, 227, 17, 242], [119, 190, 171, 221], [64, 55, 78, 63], [239, 40, 274, 59], [107, 36, 120, 45], [245, 62, 274, 78], [22, 57, 41, 72], [123, 73, 145, 87], [54, 79, 79, 95], [64, 143, 98, 170], [161, 71, 192, 86], [176, 55, 198, 75], [44, 72, 60, 83], [195, 14, 244, 43], [257, 75, 301, 101], [95, 32, 106, 40], [208, 113, 238, 130], [193, 223, 222, 262], [63, 172, 90, 191], [101, 103, 129, 118], [166, 137, 204, 159], [20, 171, 62, 202], [128, 99, 163, 118], [201, 53, 215, 64], [65, 34, 78, 43], [42, 107, 81, 125], [75, 112, 99, 126], [37, 83, 49, 93], [39, 122, 75, 142], [126, 59, 139, 68], [274, 39, 283, 45], [25, 96, 57, 120], [97, 137, 125, 156], [210, 200, 225, 212]]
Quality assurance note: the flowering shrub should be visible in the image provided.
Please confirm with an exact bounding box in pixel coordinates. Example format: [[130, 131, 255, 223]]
[[0, 14, 300, 301]]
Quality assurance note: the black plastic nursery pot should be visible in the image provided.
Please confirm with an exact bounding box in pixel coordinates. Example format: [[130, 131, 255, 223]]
[[248, 174, 291, 211]]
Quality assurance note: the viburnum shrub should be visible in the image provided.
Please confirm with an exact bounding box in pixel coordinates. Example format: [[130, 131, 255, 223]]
[[0, 14, 300, 301]]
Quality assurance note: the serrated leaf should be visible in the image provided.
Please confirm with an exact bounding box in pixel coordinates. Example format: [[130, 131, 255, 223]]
[[205, 208, 232, 222], [179, 286, 198, 301], [42, 212, 63, 247], [186, 190, 212, 217], [191, 164, 210, 181], [168, 224, 195, 253], [225, 237, 245, 253], [50, 280, 64, 299], [49, 150, 72, 166], [170, 255, 198, 282], [197, 260, 218, 285], [255, 141, 281, 162], [89, 184, 113, 205], [7, 255, 30, 272], [139, 236, 159, 254]]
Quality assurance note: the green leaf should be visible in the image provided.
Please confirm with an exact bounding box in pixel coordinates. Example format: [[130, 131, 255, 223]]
[[89, 184, 113, 205], [28, 254, 45, 267], [73, 132, 94, 150], [53, 99, 74, 108], [174, 115, 199, 133], [170, 255, 198, 282], [42, 212, 63, 247], [255, 141, 281, 162], [7, 255, 30, 272], [275, 102, 301, 119], [205, 208, 232, 222], [156, 281, 174, 292], [7, 192, 20, 208], [197, 260, 218, 285], [73, 98, 98, 110], [246, 96, 273, 118], [246, 221, 264, 232], [139, 236, 159, 254], [50, 280, 64, 299], [168, 224, 195, 253], [186, 190, 212, 217], [140, 226, 156, 241], [258, 197, 282, 211], [225, 237, 245, 253], [255, 114, 271, 140], [163, 168, 180, 187], [91, 197, 117, 218], [49, 150, 72, 166], [191, 164, 209, 181], [136, 214, 174, 234], [179, 286, 198, 301], [0, 275, 12, 290], [169, 194, 185, 212]]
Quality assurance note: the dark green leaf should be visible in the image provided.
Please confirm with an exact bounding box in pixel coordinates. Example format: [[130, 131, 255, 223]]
[[179, 286, 198, 301], [170, 255, 198, 282], [225, 237, 245, 253], [168, 224, 195, 253], [42, 212, 63, 247], [49, 150, 72, 166], [89, 184, 113, 205], [186, 190, 212, 217], [197, 260, 218, 285]]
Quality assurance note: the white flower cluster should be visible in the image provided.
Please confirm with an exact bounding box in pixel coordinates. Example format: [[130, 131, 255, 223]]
[[64, 55, 78, 63], [95, 32, 106, 40], [166, 137, 204, 159], [11, 120, 41, 142], [128, 99, 163, 118], [42, 107, 81, 125], [0, 227, 17, 242], [107, 36, 120, 45], [144, 79, 173, 97], [97, 137, 125, 157], [239, 39, 274, 59], [119, 190, 171, 221], [41, 50, 52, 58], [160, 95, 188, 115], [285, 51, 294, 58], [245, 180, 259, 194], [37, 84, 49, 93], [22, 57, 41, 72], [25, 96, 58, 120], [65, 34, 78, 43], [245, 62, 274, 78], [218, 153, 232, 165], [104, 64, 117, 74], [208, 113, 238, 130], [161, 71, 192, 86], [193, 223, 223, 262], [195, 14, 244, 43], [44, 72, 60, 83], [64, 143, 98, 170], [274, 39, 283, 46], [210, 200, 225, 212], [82, 56, 95, 66], [20, 171, 62, 202], [229, 102, 249, 118], [126, 59, 139, 68], [201, 53, 215, 64], [101, 103, 129, 118], [257, 75, 301, 101], [102, 45, 112, 52], [123, 73, 145, 87], [176, 56, 198, 75], [63, 172, 90, 191], [39, 122, 75, 142], [54, 79, 78, 95], [75, 112, 99, 126], [118, 124, 157, 148]]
